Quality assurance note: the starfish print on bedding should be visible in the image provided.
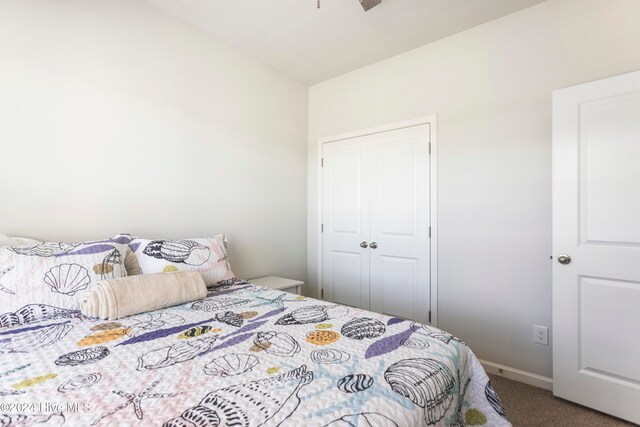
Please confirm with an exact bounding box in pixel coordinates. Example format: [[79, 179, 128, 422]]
[[0, 266, 15, 294], [91, 378, 179, 426], [247, 293, 302, 309]]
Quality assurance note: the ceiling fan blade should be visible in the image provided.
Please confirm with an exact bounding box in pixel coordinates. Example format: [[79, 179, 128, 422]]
[[360, 0, 382, 12]]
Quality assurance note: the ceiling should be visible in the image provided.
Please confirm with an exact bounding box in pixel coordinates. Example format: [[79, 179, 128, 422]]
[[142, 0, 546, 85]]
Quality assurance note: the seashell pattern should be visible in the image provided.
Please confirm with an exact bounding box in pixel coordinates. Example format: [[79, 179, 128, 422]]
[[485, 380, 508, 420], [341, 317, 386, 340], [306, 330, 340, 346], [55, 346, 110, 366], [204, 353, 260, 377], [325, 412, 399, 427], [0, 266, 15, 294], [0, 323, 73, 353], [403, 338, 430, 350], [310, 349, 351, 365], [412, 323, 459, 346], [384, 358, 455, 425], [9, 242, 79, 257], [143, 240, 211, 265], [165, 365, 313, 427], [128, 313, 185, 337], [96, 249, 126, 280], [43, 263, 91, 296], [178, 325, 212, 339], [138, 336, 218, 370], [215, 311, 243, 327], [337, 374, 373, 393], [58, 373, 102, 393], [90, 322, 122, 332], [275, 305, 349, 325], [240, 311, 258, 319], [191, 298, 250, 312], [77, 328, 130, 346], [253, 331, 300, 357], [0, 304, 82, 328]]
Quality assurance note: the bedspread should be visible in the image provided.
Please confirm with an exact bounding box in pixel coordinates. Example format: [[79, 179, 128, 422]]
[[0, 282, 511, 426]]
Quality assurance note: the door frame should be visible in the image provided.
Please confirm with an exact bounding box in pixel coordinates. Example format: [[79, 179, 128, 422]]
[[316, 115, 439, 326]]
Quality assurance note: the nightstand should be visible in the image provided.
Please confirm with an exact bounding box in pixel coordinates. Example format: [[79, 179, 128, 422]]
[[250, 276, 303, 295]]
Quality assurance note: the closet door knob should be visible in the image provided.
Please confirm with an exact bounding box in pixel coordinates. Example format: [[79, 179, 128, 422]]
[[370, 242, 378, 249], [360, 241, 368, 248]]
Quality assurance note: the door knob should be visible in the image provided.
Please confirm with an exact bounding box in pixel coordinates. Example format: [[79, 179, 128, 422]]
[[360, 241, 368, 248], [370, 242, 378, 249], [557, 254, 571, 265]]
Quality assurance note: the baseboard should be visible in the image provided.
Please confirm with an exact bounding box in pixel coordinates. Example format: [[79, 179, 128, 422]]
[[480, 359, 553, 391]]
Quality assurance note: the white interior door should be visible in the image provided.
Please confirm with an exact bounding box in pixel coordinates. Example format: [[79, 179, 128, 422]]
[[322, 137, 370, 308], [553, 70, 640, 424], [369, 125, 431, 323], [322, 124, 431, 323]]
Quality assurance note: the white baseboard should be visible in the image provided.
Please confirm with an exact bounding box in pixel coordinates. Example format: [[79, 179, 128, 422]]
[[480, 359, 553, 391]]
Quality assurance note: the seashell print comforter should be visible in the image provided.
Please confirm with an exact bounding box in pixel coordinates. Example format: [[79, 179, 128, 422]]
[[0, 281, 511, 426]]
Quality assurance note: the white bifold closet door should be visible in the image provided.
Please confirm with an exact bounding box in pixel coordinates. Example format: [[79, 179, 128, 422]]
[[322, 124, 430, 324]]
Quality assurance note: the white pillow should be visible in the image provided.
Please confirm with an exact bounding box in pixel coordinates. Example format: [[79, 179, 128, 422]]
[[130, 235, 235, 286], [0, 239, 129, 320], [0, 234, 42, 247]]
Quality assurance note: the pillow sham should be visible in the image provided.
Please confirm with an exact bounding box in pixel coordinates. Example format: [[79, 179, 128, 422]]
[[0, 234, 42, 247], [0, 238, 129, 319], [130, 235, 235, 286], [110, 234, 142, 276]]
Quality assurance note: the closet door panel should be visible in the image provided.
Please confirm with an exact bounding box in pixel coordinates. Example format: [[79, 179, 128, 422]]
[[322, 139, 370, 309], [369, 125, 430, 324]]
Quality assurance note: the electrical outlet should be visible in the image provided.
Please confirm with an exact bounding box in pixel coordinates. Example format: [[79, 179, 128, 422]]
[[533, 325, 549, 345]]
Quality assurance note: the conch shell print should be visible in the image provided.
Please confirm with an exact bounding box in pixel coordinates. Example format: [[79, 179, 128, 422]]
[[143, 240, 211, 265], [384, 358, 455, 425], [164, 365, 313, 427], [0, 304, 82, 328], [93, 249, 126, 279], [44, 264, 91, 296]]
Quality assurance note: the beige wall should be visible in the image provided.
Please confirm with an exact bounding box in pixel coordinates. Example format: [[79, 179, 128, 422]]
[[307, 0, 640, 377], [0, 0, 308, 282]]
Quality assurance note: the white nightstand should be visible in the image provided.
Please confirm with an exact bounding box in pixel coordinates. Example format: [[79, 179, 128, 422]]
[[250, 276, 303, 295]]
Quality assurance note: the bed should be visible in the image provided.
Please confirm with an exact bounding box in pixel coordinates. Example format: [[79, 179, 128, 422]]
[[0, 280, 511, 426]]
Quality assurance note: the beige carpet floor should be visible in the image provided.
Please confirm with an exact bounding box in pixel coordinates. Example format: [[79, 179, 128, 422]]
[[488, 374, 637, 427]]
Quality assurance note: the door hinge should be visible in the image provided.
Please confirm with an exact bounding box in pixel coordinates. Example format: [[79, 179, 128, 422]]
[[321, 289, 324, 299], [428, 310, 432, 323], [428, 143, 431, 154], [429, 226, 431, 238], [321, 158, 324, 167], [321, 224, 324, 233]]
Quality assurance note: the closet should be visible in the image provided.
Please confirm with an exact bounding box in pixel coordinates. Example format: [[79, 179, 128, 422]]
[[321, 123, 432, 324]]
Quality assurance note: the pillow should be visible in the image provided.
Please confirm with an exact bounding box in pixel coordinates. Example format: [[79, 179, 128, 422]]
[[0, 234, 42, 247], [130, 235, 235, 286], [110, 234, 142, 276], [0, 238, 130, 319]]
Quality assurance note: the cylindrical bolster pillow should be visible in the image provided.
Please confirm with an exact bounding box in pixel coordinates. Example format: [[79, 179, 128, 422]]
[[78, 271, 207, 320]]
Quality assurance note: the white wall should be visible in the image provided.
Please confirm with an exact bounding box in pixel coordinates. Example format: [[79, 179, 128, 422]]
[[0, 0, 308, 282], [308, 0, 640, 378]]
